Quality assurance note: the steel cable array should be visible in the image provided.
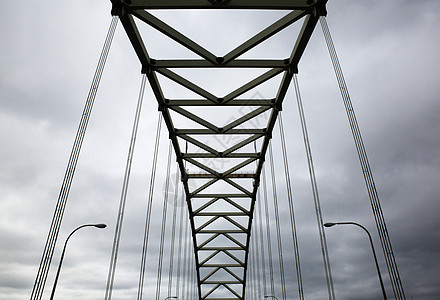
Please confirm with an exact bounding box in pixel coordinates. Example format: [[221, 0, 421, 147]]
[[293, 73, 336, 300], [261, 167, 276, 297], [30, 16, 118, 300], [175, 183, 185, 298], [104, 72, 148, 300], [257, 191, 268, 297], [155, 141, 173, 300], [320, 16, 405, 299], [278, 113, 304, 300], [246, 114, 309, 300], [252, 212, 262, 298], [167, 166, 180, 298], [135, 113, 163, 300], [268, 142, 288, 300]]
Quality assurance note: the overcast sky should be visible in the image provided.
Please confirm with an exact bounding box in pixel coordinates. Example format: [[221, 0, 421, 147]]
[[1, 1, 440, 300]]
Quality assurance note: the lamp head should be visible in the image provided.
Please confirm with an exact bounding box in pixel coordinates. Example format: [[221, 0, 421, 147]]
[[324, 222, 336, 227], [94, 224, 107, 229]]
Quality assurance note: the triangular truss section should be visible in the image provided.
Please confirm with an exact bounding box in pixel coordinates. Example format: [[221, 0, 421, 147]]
[[111, 0, 328, 299]]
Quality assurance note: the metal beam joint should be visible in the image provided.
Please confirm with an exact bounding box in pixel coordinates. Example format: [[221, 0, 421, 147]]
[[315, 0, 328, 16], [110, 0, 122, 16]]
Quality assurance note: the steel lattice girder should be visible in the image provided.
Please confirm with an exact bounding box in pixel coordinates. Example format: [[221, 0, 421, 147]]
[[111, 0, 327, 299]]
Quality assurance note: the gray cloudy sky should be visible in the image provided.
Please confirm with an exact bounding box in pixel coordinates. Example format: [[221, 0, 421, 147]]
[[1, 1, 440, 300]]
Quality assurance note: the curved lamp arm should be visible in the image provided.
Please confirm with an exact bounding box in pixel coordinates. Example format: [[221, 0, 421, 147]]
[[324, 222, 387, 300], [49, 223, 106, 300]]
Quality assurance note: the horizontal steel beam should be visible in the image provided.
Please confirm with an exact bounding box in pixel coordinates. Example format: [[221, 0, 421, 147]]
[[191, 194, 250, 198], [199, 264, 243, 268], [182, 153, 259, 159], [198, 230, 246, 233], [174, 128, 265, 135], [152, 59, 288, 68], [198, 247, 244, 251], [203, 280, 242, 284], [124, 0, 315, 10], [188, 173, 255, 178], [166, 99, 275, 106], [195, 212, 249, 216]]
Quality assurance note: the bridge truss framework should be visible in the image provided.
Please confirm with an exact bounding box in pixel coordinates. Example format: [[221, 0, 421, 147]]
[[110, 0, 327, 299]]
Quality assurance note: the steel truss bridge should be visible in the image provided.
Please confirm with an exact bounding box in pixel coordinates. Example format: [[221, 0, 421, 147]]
[[31, 1, 406, 300]]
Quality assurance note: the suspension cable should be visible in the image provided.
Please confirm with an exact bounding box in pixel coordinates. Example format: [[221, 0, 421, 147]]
[[185, 215, 192, 300], [293, 73, 335, 300], [257, 190, 268, 296], [182, 204, 190, 298], [167, 166, 180, 298], [320, 16, 405, 299], [268, 142, 287, 300], [252, 214, 262, 298], [175, 183, 185, 298], [248, 238, 255, 298], [135, 112, 163, 300], [155, 141, 173, 300], [252, 140, 262, 298], [30, 17, 118, 300], [278, 113, 304, 300], [190, 257, 195, 299], [187, 222, 194, 300], [261, 166, 275, 297], [104, 72, 147, 300]]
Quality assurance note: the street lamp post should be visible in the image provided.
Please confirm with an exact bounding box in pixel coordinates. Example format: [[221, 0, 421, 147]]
[[49, 223, 107, 300], [264, 296, 279, 300], [324, 222, 387, 300]]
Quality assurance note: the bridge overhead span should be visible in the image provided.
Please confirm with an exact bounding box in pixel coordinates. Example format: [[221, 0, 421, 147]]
[[111, 1, 327, 298]]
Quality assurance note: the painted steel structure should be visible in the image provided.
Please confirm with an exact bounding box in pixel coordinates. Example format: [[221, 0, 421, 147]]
[[110, 0, 327, 299]]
